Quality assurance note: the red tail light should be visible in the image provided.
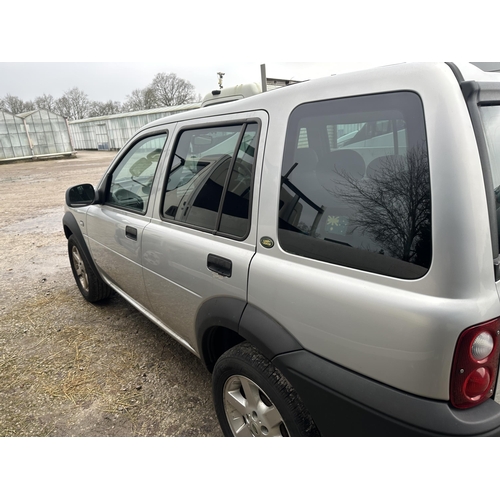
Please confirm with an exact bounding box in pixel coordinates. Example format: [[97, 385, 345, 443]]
[[450, 318, 500, 409]]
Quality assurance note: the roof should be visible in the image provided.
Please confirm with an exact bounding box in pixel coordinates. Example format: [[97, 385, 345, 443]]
[[137, 62, 500, 134]]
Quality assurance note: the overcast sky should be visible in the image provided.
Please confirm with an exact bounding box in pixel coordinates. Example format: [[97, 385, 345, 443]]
[[0, 62, 402, 104], [1, 4, 497, 106]]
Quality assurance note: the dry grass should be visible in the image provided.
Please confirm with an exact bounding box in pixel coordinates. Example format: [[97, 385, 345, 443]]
[[1, 287, 220, 436]]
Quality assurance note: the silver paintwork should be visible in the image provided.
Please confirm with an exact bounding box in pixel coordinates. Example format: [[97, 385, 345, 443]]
[[141, 111, 267, 347], [250, 63, 500, 400], [67, 62, 500, 404], [87, 205, 152, 307]]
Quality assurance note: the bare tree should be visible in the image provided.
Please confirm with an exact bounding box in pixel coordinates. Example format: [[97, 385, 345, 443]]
[[146, 72, 197, 107], [1, 71, 200, 118], [122, 88, 155, 111], [55, 87, 90, 120], [23, 100, 36, 112], [0, 94, 35, 114], [334, 145, 431, 265], [88, 100, 123, 117], [34, 93, 56, 112], [123, 88, 144, 111]]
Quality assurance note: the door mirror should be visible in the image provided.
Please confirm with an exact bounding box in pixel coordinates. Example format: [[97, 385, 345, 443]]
[[66, 183, 96, 207]]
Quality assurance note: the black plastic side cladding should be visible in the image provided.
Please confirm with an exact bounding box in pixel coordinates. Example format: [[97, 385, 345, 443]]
[[62, 211, 101, 279], [195, 297, 247, 370], [273, 349, 500, 436], [238, 304, 303, 361], [195, 298, 303, 370]]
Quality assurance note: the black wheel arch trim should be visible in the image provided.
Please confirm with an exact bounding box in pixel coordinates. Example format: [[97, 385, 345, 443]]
[[62, 211, 101, 279], [195, 297, 303, 371], [273, 349, 500, 436]]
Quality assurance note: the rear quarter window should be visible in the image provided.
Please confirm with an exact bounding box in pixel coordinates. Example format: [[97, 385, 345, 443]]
[[278, 91, 432, 279]]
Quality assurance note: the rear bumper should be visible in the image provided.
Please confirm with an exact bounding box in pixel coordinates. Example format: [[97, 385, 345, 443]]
[[273, 350, 500, 436]]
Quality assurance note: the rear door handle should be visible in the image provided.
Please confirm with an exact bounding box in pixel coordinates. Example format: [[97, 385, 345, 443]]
[[125, 225, 138, 240], [207, 254, 232, 277]]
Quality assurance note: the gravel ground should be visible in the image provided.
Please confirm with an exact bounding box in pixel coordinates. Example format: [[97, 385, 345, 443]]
[[3, 151, 500, 438], [0, 151, 223, 437]]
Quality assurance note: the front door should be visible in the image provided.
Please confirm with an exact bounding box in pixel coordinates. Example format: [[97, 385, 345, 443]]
[[86, 132, 168, 306]]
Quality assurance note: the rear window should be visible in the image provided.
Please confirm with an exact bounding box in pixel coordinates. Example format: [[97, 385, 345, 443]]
[[480, 105, 500, 195], [480, 105, 500, 263], [278, 91, 432, 279]]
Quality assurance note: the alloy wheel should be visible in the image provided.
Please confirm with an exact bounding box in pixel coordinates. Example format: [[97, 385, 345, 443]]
[[223, 375, 289, 437], [71, 246, 89, 293]]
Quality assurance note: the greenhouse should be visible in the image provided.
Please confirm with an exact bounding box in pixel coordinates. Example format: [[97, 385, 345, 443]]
[[0, 110, 31, 160], [68, 102, 201, 151], [0, 108, 74, 162]]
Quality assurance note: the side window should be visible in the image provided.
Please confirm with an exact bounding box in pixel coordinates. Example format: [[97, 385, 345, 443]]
[[219, 123, 258, 237], [279, 92, 431, 279], [162, 123, 258, 239], [106, 134, 167, 213]]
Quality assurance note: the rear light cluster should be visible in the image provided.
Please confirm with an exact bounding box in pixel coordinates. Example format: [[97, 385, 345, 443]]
[[450, 318, 500, 409]]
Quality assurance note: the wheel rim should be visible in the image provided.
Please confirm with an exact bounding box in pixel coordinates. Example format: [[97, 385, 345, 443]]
[[71, 246, 89, 292], [223, 375, 290, 437]]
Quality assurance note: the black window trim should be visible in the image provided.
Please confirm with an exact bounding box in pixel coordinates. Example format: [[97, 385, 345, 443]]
[[159, 118, 261, 242]]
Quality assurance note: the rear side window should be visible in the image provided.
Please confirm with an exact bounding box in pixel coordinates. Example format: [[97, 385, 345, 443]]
[[278, 92, 431, 279], [162, 123, 259, 239]]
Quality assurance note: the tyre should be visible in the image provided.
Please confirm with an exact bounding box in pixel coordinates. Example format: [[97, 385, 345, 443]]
[[68, 234, 111, 303], [212, 342, 320, 437]]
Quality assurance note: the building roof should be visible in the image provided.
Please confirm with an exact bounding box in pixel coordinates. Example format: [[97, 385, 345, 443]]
[[69, 102, 201, 124], [17, 109, 65, 118]]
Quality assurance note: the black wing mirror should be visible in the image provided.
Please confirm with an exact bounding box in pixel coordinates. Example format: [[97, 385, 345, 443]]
[[66, 183, 96, 207]]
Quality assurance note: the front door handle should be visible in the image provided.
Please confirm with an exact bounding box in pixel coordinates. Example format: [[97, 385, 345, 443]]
[[207, 254, 232, 277], [125, 225, 138, 240]]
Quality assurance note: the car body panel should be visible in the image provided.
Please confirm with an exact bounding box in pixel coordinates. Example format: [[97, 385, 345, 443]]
[[63, 63, 500, 432], [140, 111, 268, 350]]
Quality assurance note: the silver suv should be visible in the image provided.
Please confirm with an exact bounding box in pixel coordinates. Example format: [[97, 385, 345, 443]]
[[63, 62, 500, 436]]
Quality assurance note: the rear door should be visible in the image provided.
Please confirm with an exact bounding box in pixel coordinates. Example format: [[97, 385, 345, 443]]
[[142, 112, 267, 350], [86, 130, 169, 306]]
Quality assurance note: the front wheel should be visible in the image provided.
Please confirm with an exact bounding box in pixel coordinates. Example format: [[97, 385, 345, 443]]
[[68, 234, 111, 303], [212, 342, 320, 437]]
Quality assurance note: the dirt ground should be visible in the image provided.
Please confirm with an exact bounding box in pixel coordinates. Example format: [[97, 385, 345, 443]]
[[0, 151, 223, 437]]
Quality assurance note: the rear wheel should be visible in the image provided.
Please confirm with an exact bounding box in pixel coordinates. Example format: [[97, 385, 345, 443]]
[[212, 342, 320, 437], [68, 234, 111, 303]]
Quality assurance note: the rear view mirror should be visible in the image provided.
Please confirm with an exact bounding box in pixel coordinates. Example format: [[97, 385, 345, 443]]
[[66, 183, 96, 207]]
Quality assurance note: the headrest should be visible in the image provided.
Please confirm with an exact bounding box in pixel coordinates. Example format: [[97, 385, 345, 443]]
[[317, 149, 366, 187]]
